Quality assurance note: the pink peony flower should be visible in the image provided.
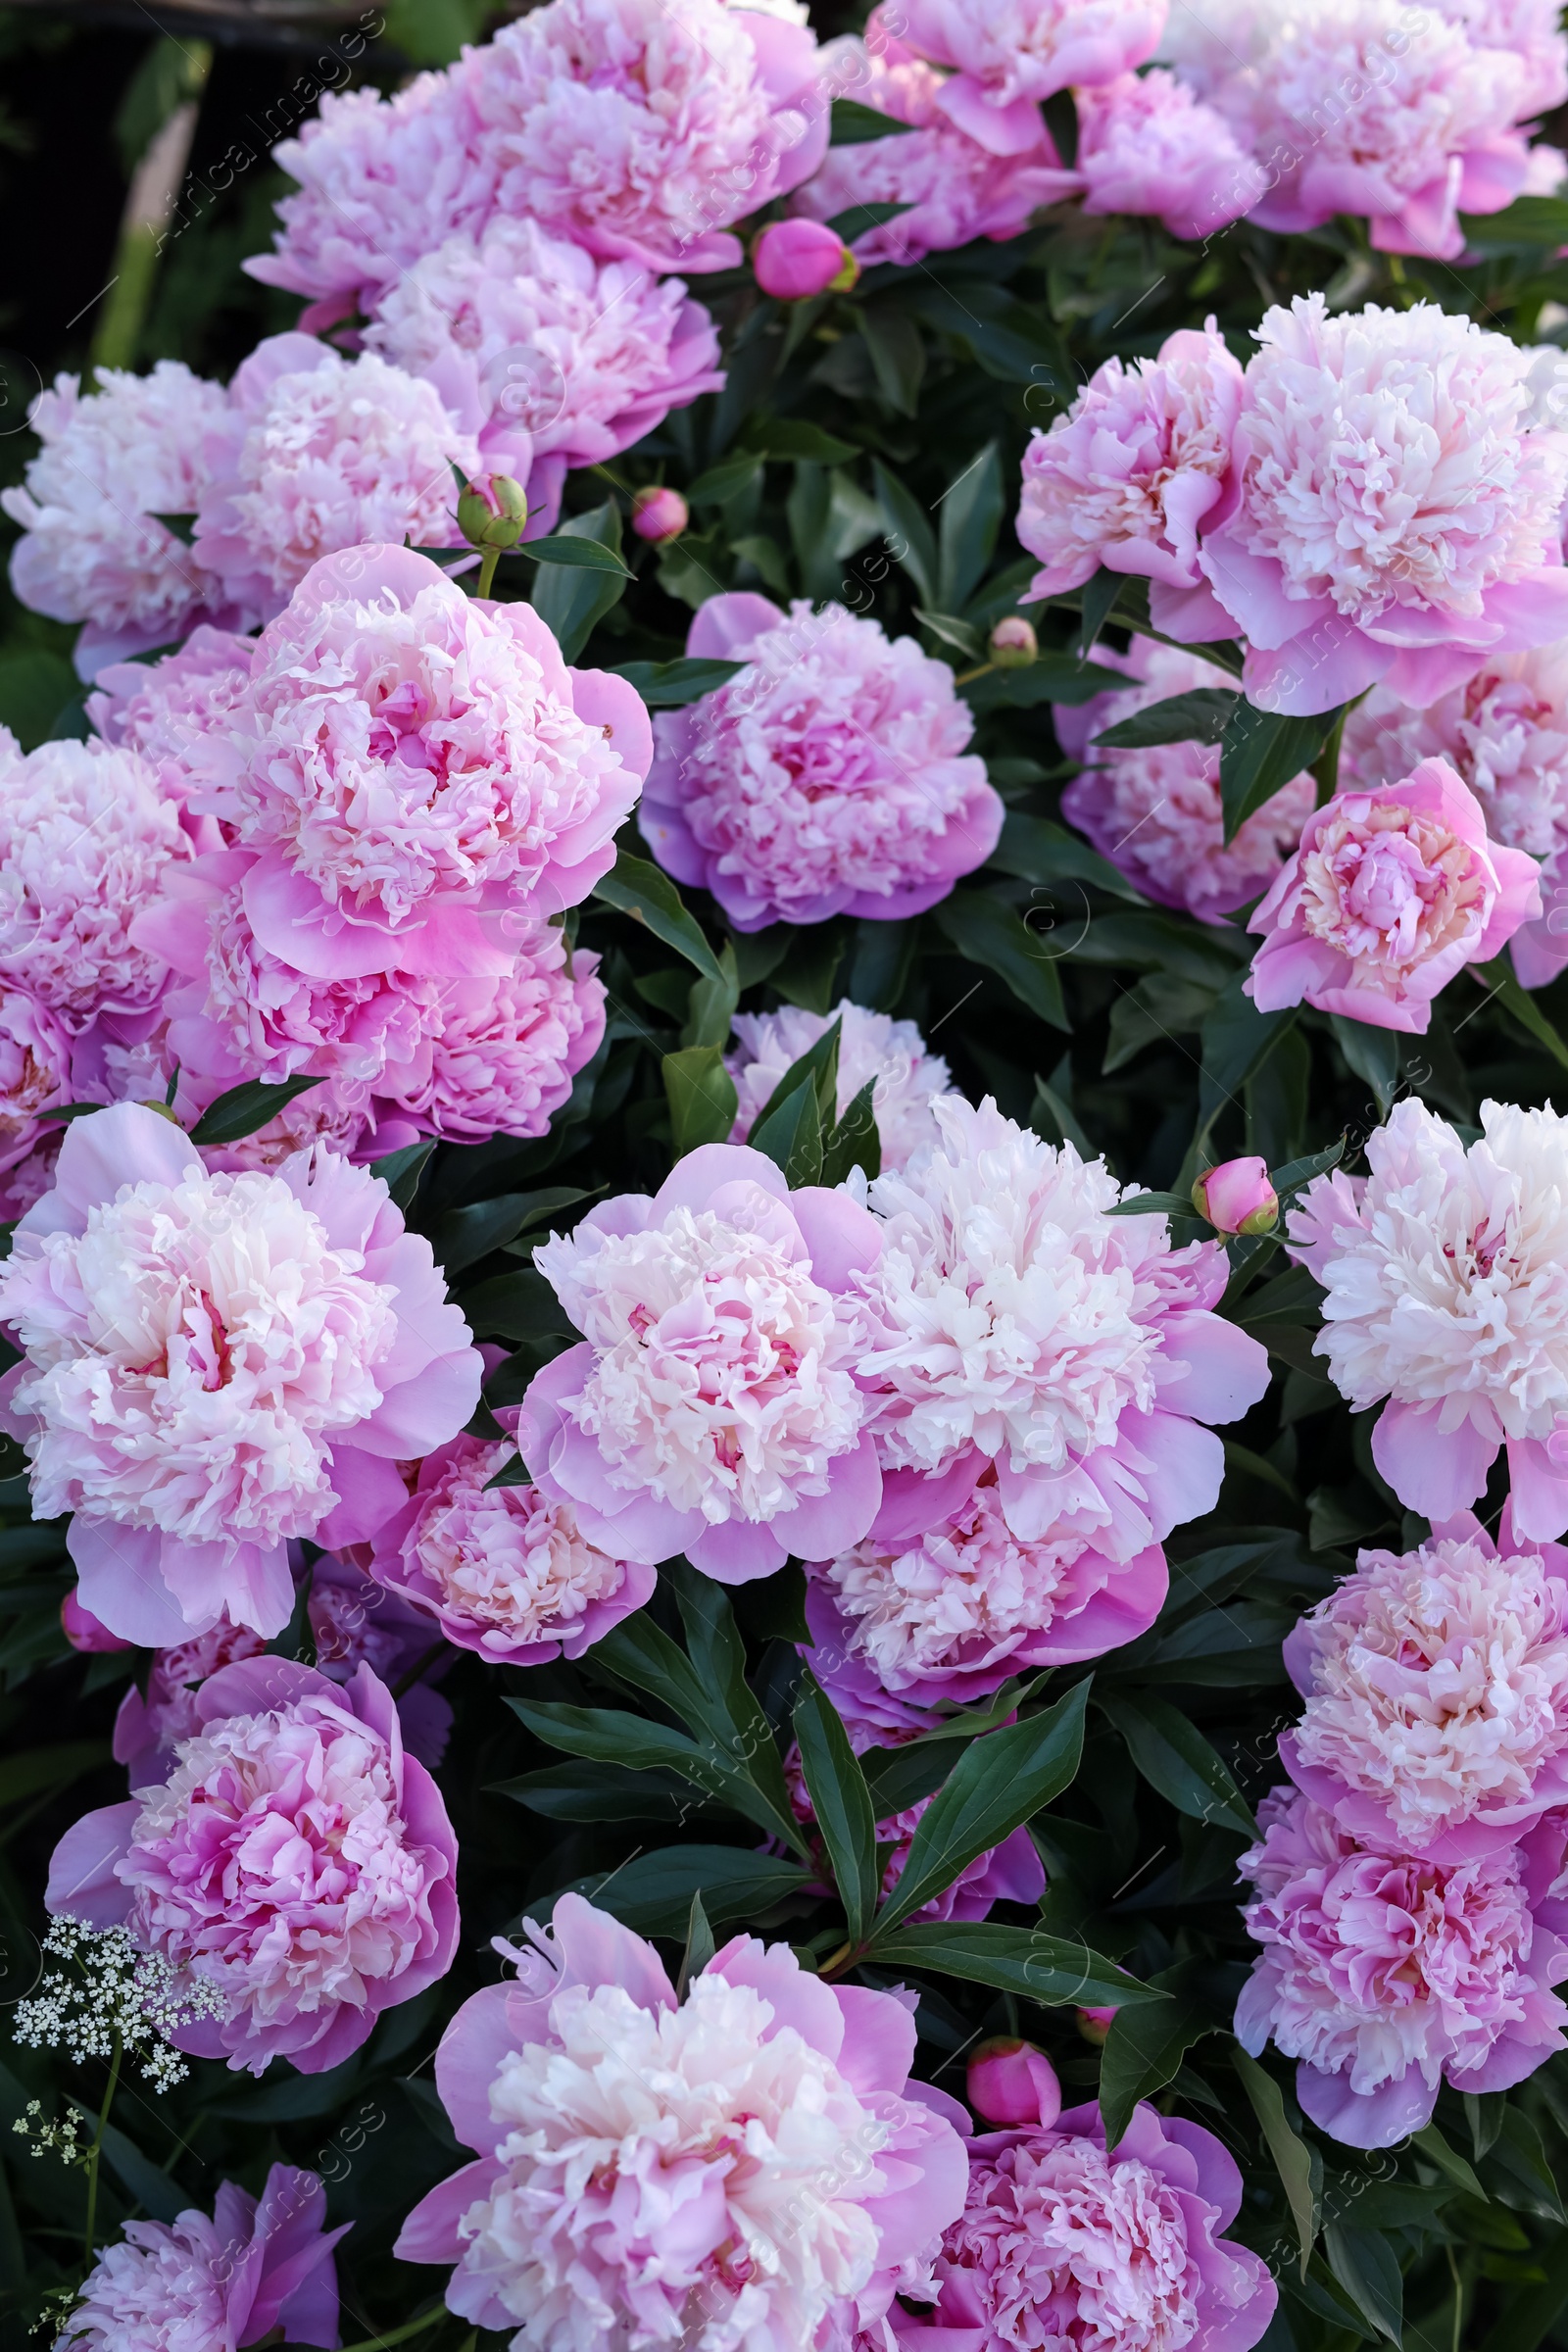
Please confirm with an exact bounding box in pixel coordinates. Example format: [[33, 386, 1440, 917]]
[[896, 2098, 1276, 2352], [804, 1473, 1170, 1710], [0, 734, 192, 1027], [1456, 0, 1568, 117], [0, 1102, 482, 1645], [851, 1096, 1271, 1568], [1237, 1783, 1568, 2146], [1193, 1156, 1278, 1239], [383, 950, 607, 1144], [62, 2165, 346, 2352], [728, 999, 955, 1174], [395, 1891, 969, 2351], [1195, 297, 1568, 717], [966, 2037, 1062, 2130], [61, 1589, 133, 1655], [1343, 647, 1568, 989], [643, 594, 1004, 932], [1289, 1101, 1568, 1537], [176, 546, 649, 978], [754, 217, 857, 298], [1246, 757, 1541, 1031], [1279, 1515, 1568, 1861], [1017, 322, 1244, 607], [307, 1548, 453, 1770], [367, 1432, 654, 1665], [86, 626, 257, 808], [898, 0, 1166, 150], [793, 24, 1079, 266], [632, 487, 689, 545], [2, 364, 242, 678], [0, 989, 74, 1175], [1056, 642, 1314, 923], [363, 220, 723, 539], [47, 1655, 459, 2075], [1074, 70, 1267, 241], [112, 1612, 270, 1788], [522, 1143, 884, 1584], [190, 336, 478, 622]]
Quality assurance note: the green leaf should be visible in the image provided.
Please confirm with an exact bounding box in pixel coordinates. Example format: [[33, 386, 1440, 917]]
[[519, 533, 633, 576], [454, 1267, 568, 1342], [829, 95, 917, 142], [1330, 1015, 1401, 1117], [1481, 954, 1568, 1069], [573, 1846, 813, 1938], [1197, 975, 1296, 1145], [1480, 2106, 1567, 2223], [1099, 1968, 1216, 2149], [0, 650, 80, 753], [741, 418, 859, 466], [1077, 568, 1126, 655], [859, 1733, 976, 1819], [872, 458, 939, 608], [820, 1080, 880, 1188], [663, 1045, 740, 1156], [1104, 1191, 1199, 1219], [1409, 2121, 1485, 2202], [870, 1684, 1089, 1936], [828, 201, 915, 244], [1093, 687, 1240, 751], [1460, 192, 1568, 246], [429, 1195, 561, 1278], [1041, 85, 1079, 167], [793, 1673, 880, 1946], [187, 1074, 323, 1147], [92, 2120, 188, 2224], [751, 1015, 842, 1134], [931, 892, 1069, 1031], [1323, 2223, 1402, 2344], [483, 1451, 532, 1489], [1466, 2089, 1508, 2159], [862, 1920, 1162, 2008], [961, 654, 1127, 711], [1219, 702, 1337, 842], [1270, 1138, 1346, 1200], [527, 500, 628, 661], [150, 510, 197, 545], [612, 657, 745, 706], [1097, 1690, 1256, 1838], [510, 1698, 800, 1843], [991, 813, 1147, 905], [593, 847, 726, 985], [0, 1740, 112, 1806], [678, 1891, 716, 1994], [750, 1075, 822, 1187], [1234, 2047, 1317, 2275], [1477, 2227, 1568, 2352], [686, 458, 763, 508], [492, 1760, 717, 1824], [937, 445, 1004, 615], [915, 609, 981, 660], [368, 1138, 435, 1212]]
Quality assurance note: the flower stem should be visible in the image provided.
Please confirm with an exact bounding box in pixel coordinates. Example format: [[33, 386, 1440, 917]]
[[335, 2305, 449, 2352], [82, 2034, 122, 2263], [475, 547, 502, 599], [953, 662, 995, 687]]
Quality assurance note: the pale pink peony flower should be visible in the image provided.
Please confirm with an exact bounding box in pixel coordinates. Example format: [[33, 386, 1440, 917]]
[[307, 1548, 454, 1769], [47, 1655, 460, 2075], [112, 1613, 270, 1788], [1236, 1784, 1568, 2146], [967, 2037, 1062, 2129], [728, 999, 955, 1173], [0, 1102, 481, 1645], [179, 546, 650, 977], [384, 949, 607, 1144], [1056, 642, 1314, 923], [523, 1144, 884, 1584], [2, 364, 241, 678], [1246, 757, 1541, 1031], [1280, 1517, 1568, 1861], [897, 2098, 1276, 2352], [190, 336, 478, 621], [86, 626, 257, 808], [0, 990, 74, 1176], [1343, 647, 1568, 988], [851, 1096, 1271, 1568], [1453, 0, 1568, 117], [0, 734, 191, 1027], [644, 594, 1003, 932], [1197, 297, 1568, 716], [898, 0, 1166, 151], [1288, 1099, 1568, 1541], [395, 1891, 969, 2352], [1017, 322, 1244, 608], [1074, 69, 1267, 241], [364, 219, 723, 537], [368, 1433, 653, 1665], [804, 1472, 1169, 1709], [61, 2165, 345, 2352]]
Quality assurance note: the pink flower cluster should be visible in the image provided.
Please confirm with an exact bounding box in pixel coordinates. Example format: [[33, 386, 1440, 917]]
[[728, 998, 956, 1172]]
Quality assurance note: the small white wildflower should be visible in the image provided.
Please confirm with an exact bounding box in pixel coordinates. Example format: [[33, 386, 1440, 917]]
[[13, 1919, 225, 2091]]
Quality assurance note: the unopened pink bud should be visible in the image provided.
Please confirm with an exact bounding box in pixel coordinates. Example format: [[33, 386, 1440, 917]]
[[1077, 2005, 1118, 2045], [966, 2036, 1062, 2129], [61, 1588, 133, 1653], [989, 616, 1038, 667], [1192, 1154, 1278, 1238], [633, 486, 690, 544], [753, 218, 859, 301]]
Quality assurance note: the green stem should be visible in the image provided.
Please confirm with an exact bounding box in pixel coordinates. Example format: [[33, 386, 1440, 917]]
[[953, 661, 995, 687], [475, 547, 502, 599], [335, 2306, 448, 2352], [82, 2035, 122, 2263]]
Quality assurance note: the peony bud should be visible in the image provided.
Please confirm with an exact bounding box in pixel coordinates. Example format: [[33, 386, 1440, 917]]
[[61, 1588, 133, 1654], [1191, 1154, 1279, 1238], [632, 486, 690, 545], [753, 218, 859, 301], [1076, 2005, 1118, 2045], [966, 2036, 1062, 2129], [457, 472, 528, 552], [989, 616, 1038, 668]]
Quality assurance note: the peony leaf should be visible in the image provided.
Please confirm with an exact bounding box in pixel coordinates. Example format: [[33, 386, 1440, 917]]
[[931, 891, 1069, 1031], [593, 847, 727, 987], [526, 500, 628, 659], [1233, 2047, 1318, 2276], [793, 1671, 880, 1947], [1097, 1690, 1256, 1838], [819, 1080, 879, 1188], [611, 657, 745, 706], [1098, 1963, 1217, 2149], [492, 1761, 721, 1825], [989, 813, 1149, 904], [1093, 687, 1240, 750], [1329, 1015, 1401, 1117], [1218, 701, 1337, 842], [519, 533, 633, 576], [187, 1074, 324, 1147], [828, 96, 918, 143], [567, 1847, 814, 1939], [860, 1920, 1162, 2008], [663, 1045, 739, 1157], [1323, 2223, 1403, 2344]]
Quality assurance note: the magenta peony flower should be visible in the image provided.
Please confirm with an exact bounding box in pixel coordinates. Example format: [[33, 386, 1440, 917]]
[[61, 2164, 345, 2352], [0, 989, 74, 1176], [1017, 322, 1244, 609], [190, 335, 478, 622], [1288, 1098, 1568, 1539], [1195, 297, 1568, 717], [0, 735, 192, 1029], [754, 217, 857, 298], [385, 952, 607, 1144], [1074, 69, 1267, 241], [632, 487, 689, 545], [395, 1891, 969, 2350], [1246, 758, 1541, 1032], [1279, 1515, 1568, 1862], [897, 2096, 1276, 2352], [1056, 642, 1314, 923], [728, 999, 955, 1173], [1237, 1783, 1568, 2146], [0, 1102, 482, 1645], [643, 594, 1003, 932], [307, 1548, 453, 1770], [363, 219, 723, 537], [113, 1613, 270, 1788], [86, 625, 257, 808], [178, 545, 650, 978], [897, 0, 1165, 150], [522, 1143, 883, 1583], [851, 1097, 1271, 1568], [47, 1655, 459, 2075], [368, 1432, 654, 1665], [967, 2036, 1062, 2129], [1192, 1157, 1278, 1239], [2, 364, 242, 678], [61, 1589, 133, 1655]]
